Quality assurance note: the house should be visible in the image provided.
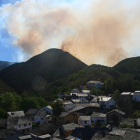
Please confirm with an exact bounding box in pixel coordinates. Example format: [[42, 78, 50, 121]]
[[70, 128, 109, 140], [77, 93, 88, 101], [45, 115, 52, 123], [81, 90, 91, 99], [57, 112, 78, 124], [78, 116, 91, 126], [63, 101, 75, 111], [61, 123, 83, 137], [40, 105, 53, 115], [91, 112, 107, 125], [7, 111, 25, 117], [25, 109, 38, 119], [4, 131, 45, 140], [70, 103, 100, 116], [133, 91, 140, 102], [86, 81, 103, 88], [39, 123, 58, 135], [34, 110, 47, 125], [58, 93, 64, 98], [107, 109, 125, 125], [71, 99, 82, 104], [71, 89, 79, 93], [7, 117, 32, 133], [64, 94, 71, 100], [98, 97, 115, 109], [120, 92, 133, 101]]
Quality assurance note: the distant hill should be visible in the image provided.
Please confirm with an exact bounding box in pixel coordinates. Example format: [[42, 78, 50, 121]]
[[0, 61, 15, 71], [0, 48, 87, 92], [0, 79, 14, 94], [114, 56, 140, 74], [47, 64, 122, 91]]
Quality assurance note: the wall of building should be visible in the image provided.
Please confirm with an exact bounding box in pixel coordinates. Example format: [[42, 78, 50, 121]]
[[91, 117, 107, 124]]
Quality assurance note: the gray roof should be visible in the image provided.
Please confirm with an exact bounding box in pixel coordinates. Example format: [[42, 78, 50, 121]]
[[79, 116, 91, 121], [7, 111, 25, 117], [35, 111, 46, 117], [87, 81, 102, 84], [25, 109, 38, 115], [69, 103, 99, 113], [7, 117, 32, 126], [90, 98, 98, 103], [59, 112, 69, 117], [120, 118, 135, 126], [62, 123, 83, 131], [107, 109, 125, 116], [91, 112, 106, 118], [137, 118, 140, 126]]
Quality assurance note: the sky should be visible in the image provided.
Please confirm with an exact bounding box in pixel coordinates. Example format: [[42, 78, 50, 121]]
[[0, 0, 140, 66]]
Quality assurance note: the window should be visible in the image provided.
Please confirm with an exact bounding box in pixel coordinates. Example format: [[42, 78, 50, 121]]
[[24, 124, 27, 127], [29, 123, 31, 126], [85, 121, 87, 124], [19, 125, 21, 128], [41, 118, 43, 120]]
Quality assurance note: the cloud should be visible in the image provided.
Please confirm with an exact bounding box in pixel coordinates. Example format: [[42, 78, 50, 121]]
[[0, 0, 140, 66]]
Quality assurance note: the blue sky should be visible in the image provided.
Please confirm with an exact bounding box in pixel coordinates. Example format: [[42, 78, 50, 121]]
[[0, 0, 140, 65]]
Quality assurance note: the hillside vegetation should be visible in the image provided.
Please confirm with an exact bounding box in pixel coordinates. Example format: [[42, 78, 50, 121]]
[[0, 49, 87, 92]]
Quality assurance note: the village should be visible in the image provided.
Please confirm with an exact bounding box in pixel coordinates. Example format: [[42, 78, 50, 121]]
[[1, 80, 140, 140]]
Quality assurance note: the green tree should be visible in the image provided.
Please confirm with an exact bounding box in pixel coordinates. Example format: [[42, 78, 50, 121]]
[[0, 92, 22, 112], [0, 108, 6, 119], [105, 78, 113, 95], [52, 100, 64, 114]]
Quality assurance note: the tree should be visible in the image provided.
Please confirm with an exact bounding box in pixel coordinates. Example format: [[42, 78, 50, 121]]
[[0, 92, 22, 112], [105, 78, 113, 95], [0, 108, 6, 119], [52, 100, 64, 114]]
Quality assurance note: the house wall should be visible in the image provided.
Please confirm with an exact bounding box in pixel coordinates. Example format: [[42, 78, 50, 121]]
[[34, 116, 46, 125], [107, 111, 123, 125], [63, 104, 75, 111], [79, 119, 91, 126], [58, 114, 78, 124], [91, 117, 107, 124], [78, 96, 87, 101], [7, 123, 32, 131], [99, 99, 115, 109], [87, 83, 102, 88], [133, 95, 140, 102]]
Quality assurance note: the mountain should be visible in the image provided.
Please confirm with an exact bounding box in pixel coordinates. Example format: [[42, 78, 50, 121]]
[[114, 56, 140, 74], [0, 48, 87, 92], [0, 61, 15, 71], [0, 79, 14, 94], [47, 64, 122, 91]]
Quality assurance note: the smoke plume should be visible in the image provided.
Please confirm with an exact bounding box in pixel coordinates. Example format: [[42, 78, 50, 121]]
[[0, 0, 140, 66]]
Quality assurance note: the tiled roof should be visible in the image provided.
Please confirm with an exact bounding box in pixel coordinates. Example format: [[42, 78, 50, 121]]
[[25, 109, 38, 115], [62, 123, 83, 131], [91, 112, 106, 118], [7, 111, 25, 117], [59, 112, 69, 117], [35, 111, 46, 117]]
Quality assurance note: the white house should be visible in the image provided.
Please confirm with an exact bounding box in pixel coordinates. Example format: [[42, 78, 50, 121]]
[[7, 117, 32, 133], [77, 94, 88, 101], [34, 111, 47, 126], [86, 81, 102, 88], [40, 105, 53, 115], [78, 116, 91, 126], [81, 90, 91, 99], [71, 89, 79, 93], [7, 111, 25, 117], [133, 91, 140, 102], [98, 97, 115, 109], [91, 112, 107, 124], [63, 101, 75, 112]]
